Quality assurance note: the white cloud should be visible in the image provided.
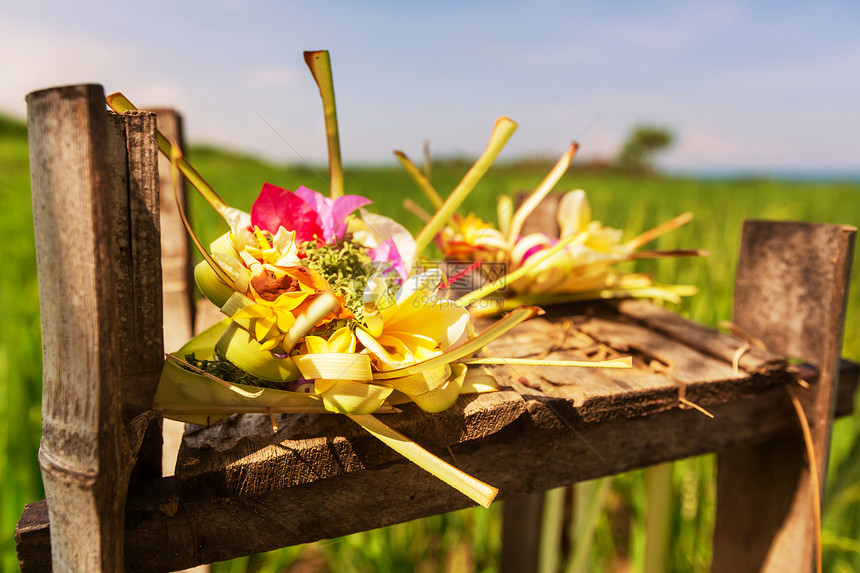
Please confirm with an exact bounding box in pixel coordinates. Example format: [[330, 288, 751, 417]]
[[665, 125, 798, 170], [0, 18, 125, 115], [245, 65, 301, 90], [0, 16, 190, 118], [595, 3, 745, 52]]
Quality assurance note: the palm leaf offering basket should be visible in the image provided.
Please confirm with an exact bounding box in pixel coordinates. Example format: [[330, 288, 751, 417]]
[[107, 50, 699, 507]]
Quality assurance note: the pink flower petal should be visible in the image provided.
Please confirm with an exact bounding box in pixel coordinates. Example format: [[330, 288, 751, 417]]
[[294, 186, 327, 214], [295, 186, 371, 243], [295, 186, 335, 242], [521, 244, 546, 264], [369, 238, 408, 282], [520, 237, 559, 264], [250, 183, 324, 244], [332, 195, 372, 240]]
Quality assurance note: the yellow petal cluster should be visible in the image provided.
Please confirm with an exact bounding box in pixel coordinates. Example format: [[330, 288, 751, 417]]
[[231, 288, 313, 351], [439, 213, 508, 262], [356, 269, 470, 371], [296, 327, 393, 415], [195, 222, 302, 308], [510, 190, 633, 294]]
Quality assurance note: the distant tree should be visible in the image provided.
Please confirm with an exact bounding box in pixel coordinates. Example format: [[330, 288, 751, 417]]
[[616, 125, 674, 172]]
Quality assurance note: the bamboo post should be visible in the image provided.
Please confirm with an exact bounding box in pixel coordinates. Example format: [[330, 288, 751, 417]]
[[712, 221, 855, 572], [27, 84, 163, 571]]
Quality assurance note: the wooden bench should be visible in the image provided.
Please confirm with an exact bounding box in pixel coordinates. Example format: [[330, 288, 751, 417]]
[[14, 84, 857, 572]]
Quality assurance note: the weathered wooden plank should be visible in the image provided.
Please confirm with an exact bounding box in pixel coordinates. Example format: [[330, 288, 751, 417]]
[[175, 390, 526, 497], [480, 311, 691, 421], [574, 312, 795, 412], [616, 299, 786, 374], [111, 110, 165, 483], [18, 370, 858, 573], [173, 302, 798, 498], [488, 358, 680, 424], [713, 221, 856, 573], [483, 307, 795, 423], [14, 500, 51, 573], [26, 84, 130, 571], [110, 111, 163, 404], [577, 315, 740, 385]]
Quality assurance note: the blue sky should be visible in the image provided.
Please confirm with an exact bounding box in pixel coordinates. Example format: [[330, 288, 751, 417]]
[[1, 1, 858, 171]]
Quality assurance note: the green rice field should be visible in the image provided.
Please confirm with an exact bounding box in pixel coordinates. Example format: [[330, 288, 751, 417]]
[[1, 112, 859, 572]]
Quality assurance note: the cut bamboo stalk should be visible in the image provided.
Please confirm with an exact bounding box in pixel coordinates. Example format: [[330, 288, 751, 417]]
[[304, 50, 344, 199], [27, 84, 136, 571], [642, 463, 673, 573], [348, 414, 498, 507], [414, 117, 517, 254]]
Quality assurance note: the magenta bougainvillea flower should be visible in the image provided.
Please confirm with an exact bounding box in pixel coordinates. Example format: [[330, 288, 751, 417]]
[[368, 237, 408, 282], [250, 183, 371, 245]]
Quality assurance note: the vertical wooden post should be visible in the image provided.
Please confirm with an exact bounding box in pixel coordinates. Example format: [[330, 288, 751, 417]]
[[28, 84, 127, 571], [27, 84, 165, 571], [500, 493, 546, 573], [152, 109, 195, 352], [110, 110, 165, 483], [712, 221, 855, 572]]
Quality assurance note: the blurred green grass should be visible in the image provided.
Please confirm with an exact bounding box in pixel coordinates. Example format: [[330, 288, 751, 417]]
[[1, 113, 859, 572]]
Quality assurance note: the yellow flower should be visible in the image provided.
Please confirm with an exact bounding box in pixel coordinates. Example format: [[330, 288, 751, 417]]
[[229, 263, 353, 351], [356, 269, 470, 371], [241, 226, 300, 267], [440, 214, 508, 262], [510, 190, 633, 294], [231, 288, 313, 351], [196, 225, 301, 307], [303, 326, 357, 354]]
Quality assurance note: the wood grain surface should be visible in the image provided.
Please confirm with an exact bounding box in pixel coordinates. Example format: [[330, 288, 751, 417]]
[[172, 300, 795, 500], [712, 221, 856, 573], [111, 110, 164, 483]]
